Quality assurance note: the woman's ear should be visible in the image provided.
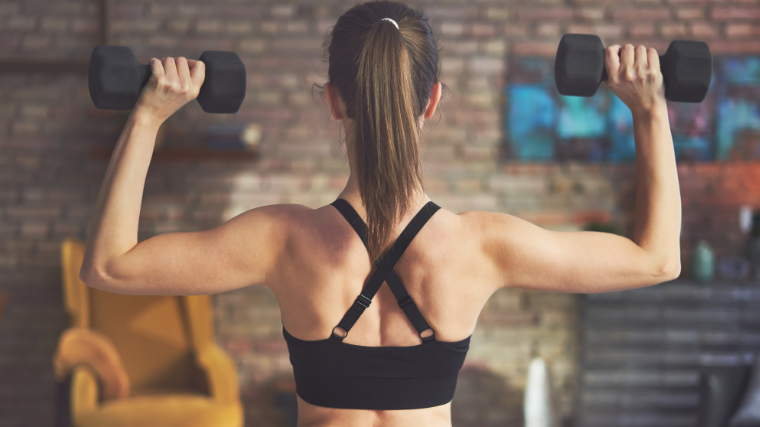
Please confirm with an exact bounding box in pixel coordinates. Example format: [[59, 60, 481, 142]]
[[423, 82, 442, 120], [324, 82, 344, 121]]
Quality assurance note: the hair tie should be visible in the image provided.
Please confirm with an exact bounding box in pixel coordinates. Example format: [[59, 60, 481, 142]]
[[380, 17, 399, 30]]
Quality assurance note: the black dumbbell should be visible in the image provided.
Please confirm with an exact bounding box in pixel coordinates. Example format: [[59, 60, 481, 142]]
[[88, 45, 246, 114], [555, 34, 712, 103]]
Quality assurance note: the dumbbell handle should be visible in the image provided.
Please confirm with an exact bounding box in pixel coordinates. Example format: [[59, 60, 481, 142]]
[[600, 51, 664, 82], [136, 63, 152, 92]]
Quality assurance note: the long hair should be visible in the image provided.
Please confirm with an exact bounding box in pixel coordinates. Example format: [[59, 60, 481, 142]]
[[314, 1, 447, 262]]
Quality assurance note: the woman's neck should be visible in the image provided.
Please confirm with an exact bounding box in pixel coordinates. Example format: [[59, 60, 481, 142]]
[[337, 174, 430, 222]]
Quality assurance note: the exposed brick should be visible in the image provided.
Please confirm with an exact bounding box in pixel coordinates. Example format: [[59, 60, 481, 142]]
[[71, 18, 97, 34], [480, 39, 507, 56], [271, 38, 322, 53], [666, 0, 727, 3], [195, 19, 222, 33], [115, 3, 144, 17], [484, 7, 511, 21], [177, 5, 200, 16], [676, 7, 706, 19], [440, 40, 478, 55], [453, 178, 483, 193], [147, 36, 175, 48], [511, 41, 557, 57], [15, 156, 39, 169], [0, 3, 19, 16], [284, 20, 309, 34], [40, 17, 67, 32], [612, 8, 672, 21], [467, 57, 505, 75], [566, 24, 623, 38], [423, 6, 479, 20], [6, 206, 60, 219], [19, 105, 48, 119], [20, 222, 48, 237], [725, 23, 760, 37], [441, 57, 464, 75], [711, 7, 760, 20], [709, 40, 760, 53], [440, 22, 465, 36], [629, 23, 656, 37], [52, 34, 88, 53], [6, 16, 36, 31], [690, 22, 720, 38], [480, 312, 539, 326], [11, 121, 40, 137], [536, 23, 561, 38], [471, 23, 496, 37], [270, 4, 296, 18], [259, 21, 278, 34], [489, 175, 547, 193], [502, 24, 529, 38], [576, 8, 607, 20], [226, 21, 253, 34], [518, 8, 575, 21], [111, 19, 160, 33], [571, 0, 627, 4], [167, 19, 191, 34], [147, 4, 172, 16], [178, 37, 233, 52], [660, 23, 688, 37]]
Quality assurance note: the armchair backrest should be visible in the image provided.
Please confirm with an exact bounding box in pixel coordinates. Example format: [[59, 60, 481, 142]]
[[61, 237, 215, 393]]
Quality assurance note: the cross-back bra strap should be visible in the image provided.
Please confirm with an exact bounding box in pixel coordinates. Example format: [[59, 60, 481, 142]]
[[329, 198, 440, 342], [331, 198, 369, 248], [331, 199, 436, 340]]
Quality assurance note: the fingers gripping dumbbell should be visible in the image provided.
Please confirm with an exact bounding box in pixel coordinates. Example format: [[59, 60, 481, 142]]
[[88, 45, 247, 114], [555, 34, 713, 103]]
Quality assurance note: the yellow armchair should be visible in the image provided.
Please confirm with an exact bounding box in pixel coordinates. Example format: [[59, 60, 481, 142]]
[[59, 237, 243, 427]]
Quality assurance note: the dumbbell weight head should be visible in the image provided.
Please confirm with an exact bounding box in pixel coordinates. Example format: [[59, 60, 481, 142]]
[[555, 34, 712, 103], [555, 34, 605, 98], [197, 50, 246, 114], [89, 45, 151, 110], [88, 45, 247, 114], [658, 40, 712, 104]]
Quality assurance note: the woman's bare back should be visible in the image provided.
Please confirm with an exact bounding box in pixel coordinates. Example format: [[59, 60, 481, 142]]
[[266, 199, 503, 427]]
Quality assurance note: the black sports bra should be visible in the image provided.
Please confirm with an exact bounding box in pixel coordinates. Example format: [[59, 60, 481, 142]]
[[282, 198, 472, 410]]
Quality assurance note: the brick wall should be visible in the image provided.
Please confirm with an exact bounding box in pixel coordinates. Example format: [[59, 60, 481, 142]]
[[1, 1, 759, 427]]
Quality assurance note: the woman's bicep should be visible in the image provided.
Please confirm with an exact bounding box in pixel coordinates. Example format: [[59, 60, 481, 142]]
[[83, 204, 293, 296], [468, 211, 678, 294]]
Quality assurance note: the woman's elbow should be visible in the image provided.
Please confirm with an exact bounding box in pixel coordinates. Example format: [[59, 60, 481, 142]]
[[79, 259, 112, 291], [657, 259, 681, 282]]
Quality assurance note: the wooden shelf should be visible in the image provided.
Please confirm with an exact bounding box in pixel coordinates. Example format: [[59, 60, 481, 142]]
[[0, 57, 90, 74], [90, 147, 258, 162]]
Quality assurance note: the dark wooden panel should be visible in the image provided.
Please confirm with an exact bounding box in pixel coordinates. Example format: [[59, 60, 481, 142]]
[[0, 57, 89, 74], [577, 280, 760, 427], [90, 147, 259, 162]]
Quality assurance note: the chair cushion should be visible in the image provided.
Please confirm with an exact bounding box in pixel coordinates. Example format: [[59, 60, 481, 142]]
[[729, 354, 760, 427], [74, 394, 242, 427]]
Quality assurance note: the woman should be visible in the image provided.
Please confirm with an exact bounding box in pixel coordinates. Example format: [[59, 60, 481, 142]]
[[81, 1, 681, 425]]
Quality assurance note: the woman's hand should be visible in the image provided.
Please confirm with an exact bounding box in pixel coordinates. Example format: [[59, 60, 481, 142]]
[[132, 57, 206, 126], [604, 44, 666, 117]]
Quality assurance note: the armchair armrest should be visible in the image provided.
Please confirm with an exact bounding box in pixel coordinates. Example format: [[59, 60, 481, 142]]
[[195, 343, 240, 403], [70, 364, 99, 424]]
